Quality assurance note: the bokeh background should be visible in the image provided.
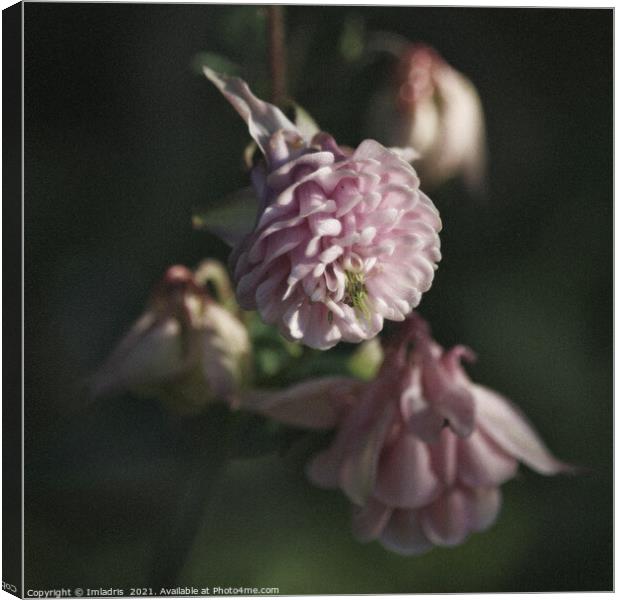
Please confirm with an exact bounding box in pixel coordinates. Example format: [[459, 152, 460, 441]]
[[24, 4, 612, 594]]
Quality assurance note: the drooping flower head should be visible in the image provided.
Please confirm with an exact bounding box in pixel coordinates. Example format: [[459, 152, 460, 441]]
[[91, 261, 252, 414], [299, 314, 573, 554], [203, 68, 442, 349], [365, 43, 487, 194]]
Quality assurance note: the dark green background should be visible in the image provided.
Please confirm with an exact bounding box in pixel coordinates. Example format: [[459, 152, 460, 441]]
[[24, 4, 612, 593]]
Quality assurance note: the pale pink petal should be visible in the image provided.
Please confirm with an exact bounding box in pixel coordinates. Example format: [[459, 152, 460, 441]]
[[312, 132, 350, 160], [248, 223, 303, 264], [334, 305, 383, 345], [238, 376, 359, 430], [299, 302, 342, 350], [421, 361, 475, 438], [305, 385, 378, 489], [199, 303, 250, 399], [400, 367, 445, 442], [458, 429, 518, 487], [398, 367, 420, 421], [203, 67, 298, 156], [388, 146, 420, 162], [415, 191, 442, 230], [267, 152, 335, 194], [473, 385, 573, 475], [375, 431, 442, 508], [419, 487, 469, 546], [441, 344, 477, 377], [352, 497, 393, 542], [353, 140, 417, 182], [463, 486, 502, 532], [405, 400, 445, 443], [254, 261, 289, 309], [259, 287, 297, 327], [91, 314, 186, 397], [429, 427, 458, 487], [235, 263, 268, 309], [282, 302, 311, 341], [339, 395, 397, 506], [379, 509, 434, 556]]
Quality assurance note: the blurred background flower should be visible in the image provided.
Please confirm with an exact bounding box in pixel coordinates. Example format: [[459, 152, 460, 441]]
[[25, 4, 611, 593], [365, 41, 487, 195]]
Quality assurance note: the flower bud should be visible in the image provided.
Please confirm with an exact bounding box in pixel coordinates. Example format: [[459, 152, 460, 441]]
[[366, 44, 487, 194], [91, 261, 251, 414]]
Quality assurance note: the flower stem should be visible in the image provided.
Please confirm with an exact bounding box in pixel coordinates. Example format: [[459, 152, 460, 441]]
[[194, 259, 237, 312], [267, 5, 287, 107]]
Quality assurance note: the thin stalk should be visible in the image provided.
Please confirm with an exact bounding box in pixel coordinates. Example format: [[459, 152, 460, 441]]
[[267, 5, 287, 107]]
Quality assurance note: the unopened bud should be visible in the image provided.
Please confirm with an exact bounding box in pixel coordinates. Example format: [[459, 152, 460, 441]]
[[91, 261, 251, 414], [366, 43, 487, 194]]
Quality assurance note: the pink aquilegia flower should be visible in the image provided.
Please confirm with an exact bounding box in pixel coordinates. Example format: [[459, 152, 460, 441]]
[[203, 68, 442, 350], [365, 43, 487, 194], [303, 314, 572, 554], [91, 261, 252, 414]]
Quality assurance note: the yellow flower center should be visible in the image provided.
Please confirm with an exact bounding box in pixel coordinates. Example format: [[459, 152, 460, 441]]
[[344, 270, 371, 320]]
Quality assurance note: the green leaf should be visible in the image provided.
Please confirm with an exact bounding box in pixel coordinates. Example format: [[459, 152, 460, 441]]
[[347, 338, 383, 381], [339, 15, 366, 63], [193, 187, 258, 246], [292, 102, 321, 139], [191, 51, 240, 77], [256, 348, 284, 378]]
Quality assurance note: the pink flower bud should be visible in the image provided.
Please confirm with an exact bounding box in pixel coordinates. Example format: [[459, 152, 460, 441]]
[[91, 262, 251, 414], [203, 68, 442, 350], [366, 44, 487, 193]]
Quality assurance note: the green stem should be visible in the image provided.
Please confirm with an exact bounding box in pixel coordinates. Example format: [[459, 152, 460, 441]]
[[194, 259, 236, 311]]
